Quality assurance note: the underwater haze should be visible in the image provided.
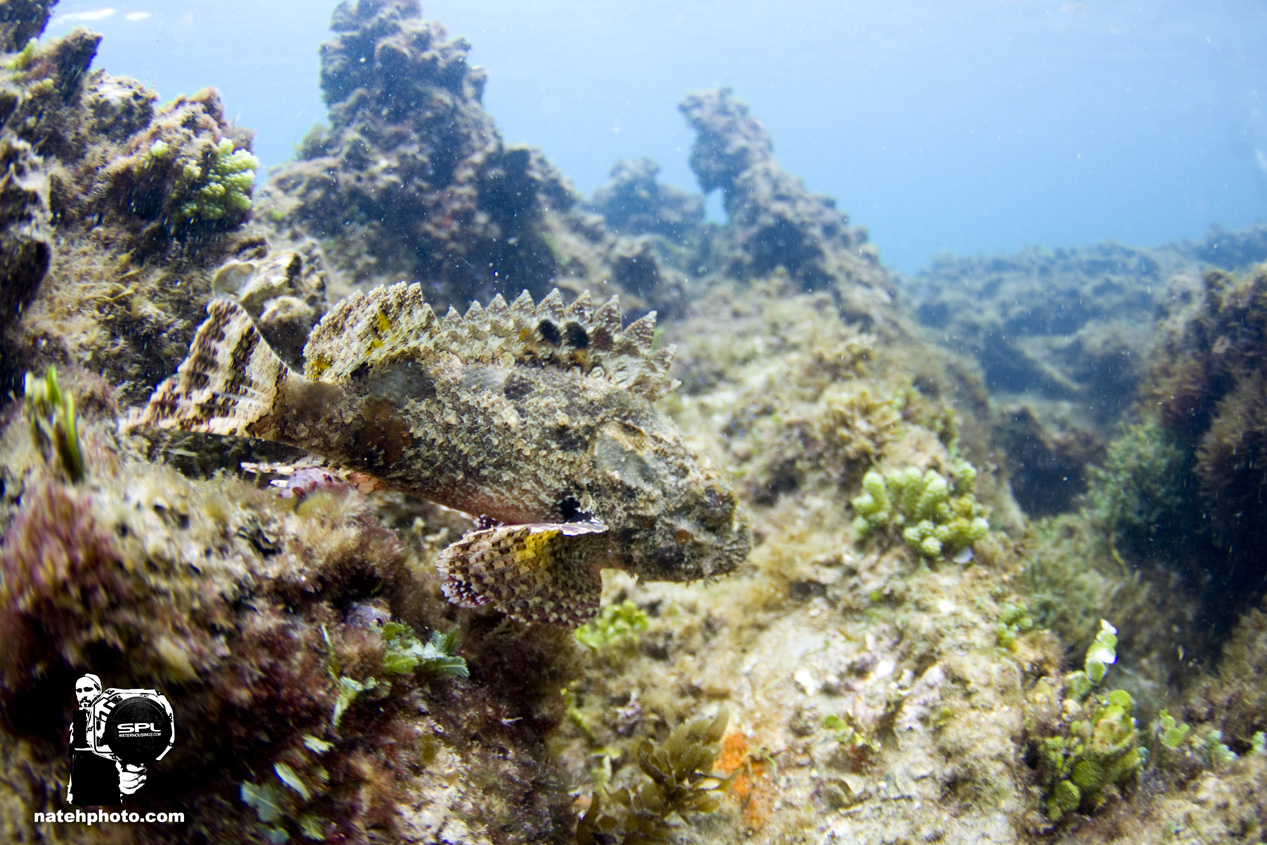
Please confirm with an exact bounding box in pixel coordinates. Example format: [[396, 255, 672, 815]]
[[16, 0, 1267, 840], [46, 0, 1267, 273]]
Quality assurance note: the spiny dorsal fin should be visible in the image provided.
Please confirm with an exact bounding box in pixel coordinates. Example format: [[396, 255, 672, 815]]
[[123, 299, 302, 439], [302, 283, 679, 401], [564, 290, 593, 323], [303, 283, 437, 381], [538, 289, 565, 324], [485, 293, 510, 319]]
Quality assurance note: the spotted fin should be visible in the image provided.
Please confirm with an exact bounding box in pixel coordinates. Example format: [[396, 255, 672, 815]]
[[304, 283, 679, 401], [122, 299, 303, 439], [436, 521, 608, 626]]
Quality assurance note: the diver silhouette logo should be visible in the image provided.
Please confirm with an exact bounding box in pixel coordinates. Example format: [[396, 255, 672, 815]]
[[68, 673, 176, 806]]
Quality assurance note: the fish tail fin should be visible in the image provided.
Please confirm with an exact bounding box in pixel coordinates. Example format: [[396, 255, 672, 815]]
[[123, 299, 300, 440]]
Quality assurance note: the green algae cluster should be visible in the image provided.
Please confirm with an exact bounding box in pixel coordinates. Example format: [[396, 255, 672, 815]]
[[170, 136, 259, 225], [1041, 688, 1145, 821], [5, 37, 37, 71], [822, 713, 881, 754], [575, 599, 649, 654], [1153, 707, 1264, 770], [994, 601, 1035, 650], [1084, 417, 1190, 564], [1037, 621, 1146, 822], [851, 462, 988, 558], [379, 621, 468, 678], [322, 621, 466, 731]]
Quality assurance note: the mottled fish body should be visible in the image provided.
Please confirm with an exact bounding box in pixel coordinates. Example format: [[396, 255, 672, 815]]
[[127, 283, 750, 626]]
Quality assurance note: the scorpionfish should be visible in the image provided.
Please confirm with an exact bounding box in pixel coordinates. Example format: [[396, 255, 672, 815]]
[[126, 283, 751, 626]]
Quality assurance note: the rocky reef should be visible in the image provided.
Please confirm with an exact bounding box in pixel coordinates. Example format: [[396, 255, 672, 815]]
[[258, 0, 566, 308], [1147, 266, 1267, 609], [585, 158, 704, 243], [903, 229, 1267, 416], [4, 1, 1267, 843], [257, 0, 678, 317], [678, 87, 896, 329], [899, 228, 1267, 516], [0, 9, 323, 407], [1012, 260, 1267, 675], [0, 0, 53, 52], [0, 370, 579, 843]]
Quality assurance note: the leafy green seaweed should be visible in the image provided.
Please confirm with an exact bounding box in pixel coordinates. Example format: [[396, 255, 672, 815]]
[[577, 708, 731, 844], [23, 367, 85, 483], [380, 621, 469, 678]]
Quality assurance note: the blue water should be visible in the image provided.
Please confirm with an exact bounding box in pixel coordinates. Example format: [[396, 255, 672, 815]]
[[45, 0, 1267, 274]]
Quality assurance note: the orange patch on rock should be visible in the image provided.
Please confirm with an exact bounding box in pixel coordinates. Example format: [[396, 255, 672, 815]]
[[719, 731, 774, 831]]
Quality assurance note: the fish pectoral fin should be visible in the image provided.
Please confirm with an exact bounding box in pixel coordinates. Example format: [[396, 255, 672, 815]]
[[436, 520, 608, 627]]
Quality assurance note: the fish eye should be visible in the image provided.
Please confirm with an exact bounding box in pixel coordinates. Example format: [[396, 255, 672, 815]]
[[557, 494, 592, 523]]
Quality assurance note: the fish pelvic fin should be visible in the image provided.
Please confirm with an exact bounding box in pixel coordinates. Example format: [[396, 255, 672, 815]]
[[436, 521, 608, 627], [123, 298, 302, 440]]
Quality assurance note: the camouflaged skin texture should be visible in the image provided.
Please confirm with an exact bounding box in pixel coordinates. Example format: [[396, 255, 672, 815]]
[[127, 283, 751, 626]]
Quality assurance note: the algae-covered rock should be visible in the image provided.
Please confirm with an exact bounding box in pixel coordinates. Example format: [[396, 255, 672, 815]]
[[258, 0, 568, 311], [82, 87, 261, 239], [1150, 267, 1267, 599], [900, 228, 1267, 520], [0, 396, 578, 844], [678, 87, 895, 328], [0, 23, 277, 404], [904, 242, 1163, 408], [0, 0, 54, 54], [586, 157, 705, 242], [0, 135, 50, 357], [260, 0, 681, 317]]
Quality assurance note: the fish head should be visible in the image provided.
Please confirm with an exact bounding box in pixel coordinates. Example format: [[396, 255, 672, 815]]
[[587, 416, 750, 584]]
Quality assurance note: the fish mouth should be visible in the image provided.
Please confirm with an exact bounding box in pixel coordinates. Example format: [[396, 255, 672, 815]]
[[672, 511, 752, 581], [714, 514, 753, 576]]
